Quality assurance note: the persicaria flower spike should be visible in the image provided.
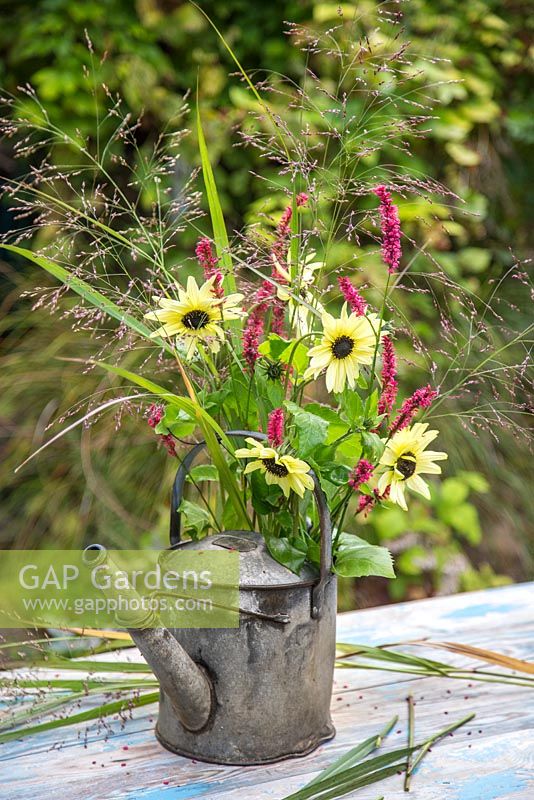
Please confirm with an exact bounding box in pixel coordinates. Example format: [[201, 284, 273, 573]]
[[273, 193, 309, 260], [195, 238, 224, 298], [390, 385, 438, 434], [374, 185, 401, 274], [378, 335, 398, 416], [338, 277, 367, 316], [147, 403, 164, 428], [147, 404, 176, 456], [357, 487, 389, 516], [348, 459, 374, 490], [267, 408, 285, 447], [243, 315, 264, 372]]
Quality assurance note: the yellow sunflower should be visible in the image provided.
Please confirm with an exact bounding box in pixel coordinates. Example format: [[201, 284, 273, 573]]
[[235, 438, 315, 498], [304, 305, 381, 393], [144, 275, 243, 358], [377, 422, 448, 510]]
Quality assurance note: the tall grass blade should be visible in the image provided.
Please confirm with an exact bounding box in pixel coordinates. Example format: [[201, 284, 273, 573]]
[[0, 244, 163, 346], [196, 106, 236, 294]]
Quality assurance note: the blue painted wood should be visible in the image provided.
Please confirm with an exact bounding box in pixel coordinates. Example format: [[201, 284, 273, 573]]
[[1, 583, 533, 799]]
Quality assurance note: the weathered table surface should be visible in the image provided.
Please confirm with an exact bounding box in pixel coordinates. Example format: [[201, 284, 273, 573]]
[[1, 582, 533, 800]]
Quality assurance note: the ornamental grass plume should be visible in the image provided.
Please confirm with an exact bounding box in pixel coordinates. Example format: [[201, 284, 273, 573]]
[[267, 408, 285, 447], [195, 238, 224, 298], [374, 185, 401, 274], [378, 335, 398, 416], [337, 276, 367, 316]]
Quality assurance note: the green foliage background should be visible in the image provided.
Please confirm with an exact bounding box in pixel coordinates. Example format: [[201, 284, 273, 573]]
[[0, 0, 532, 604]]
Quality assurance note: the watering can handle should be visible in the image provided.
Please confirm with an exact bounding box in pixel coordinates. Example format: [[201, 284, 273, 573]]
[[169, 430, 332, 619]]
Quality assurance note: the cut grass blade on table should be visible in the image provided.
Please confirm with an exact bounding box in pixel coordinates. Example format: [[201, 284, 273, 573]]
[[281, 713, 474, 800], [335, 641, 534, 689], [0, 631, 529, 747], [304, 716, 398, 788]]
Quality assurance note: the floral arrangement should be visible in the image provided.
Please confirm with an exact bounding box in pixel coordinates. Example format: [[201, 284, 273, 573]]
[[133, 185, 448, 580]]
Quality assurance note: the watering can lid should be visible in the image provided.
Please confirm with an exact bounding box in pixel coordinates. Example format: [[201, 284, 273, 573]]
[[165, 530, 318, 589]]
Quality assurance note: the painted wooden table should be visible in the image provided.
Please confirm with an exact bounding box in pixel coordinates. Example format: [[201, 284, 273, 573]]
[[1, 582, 533, 800]]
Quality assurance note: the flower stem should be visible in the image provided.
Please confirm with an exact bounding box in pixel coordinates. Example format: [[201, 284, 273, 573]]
[[404, 694, 415, 791]]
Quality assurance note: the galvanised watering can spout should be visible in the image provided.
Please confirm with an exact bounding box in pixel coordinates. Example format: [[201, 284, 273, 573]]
[[82, 545, 212, 732]]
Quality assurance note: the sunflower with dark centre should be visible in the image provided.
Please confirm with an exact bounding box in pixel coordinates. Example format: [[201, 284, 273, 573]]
[[144, 275, 243, 358], [235, 438, 315, 498], [304, 305, 381, 393], [377, 422, 448, 510]]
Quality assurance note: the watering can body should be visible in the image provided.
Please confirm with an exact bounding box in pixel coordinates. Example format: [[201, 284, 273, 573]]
[[156, 530, 336, 764], [86, 431, 337, 765]]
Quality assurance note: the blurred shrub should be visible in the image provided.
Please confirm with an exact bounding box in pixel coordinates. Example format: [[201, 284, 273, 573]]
[[361, 470, 512, 600]]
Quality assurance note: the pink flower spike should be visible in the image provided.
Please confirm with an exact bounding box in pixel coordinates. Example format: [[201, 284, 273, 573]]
[[195, 238, 224, 297], [378, 335, 398, 416], [390, 385, 438, 434], [161, 434, 177, 457], [348, 459, 374, 491], [338, 277, 367, 316], [267, 408, 285, 447], [243, 314, 264, 373], [147, 404, 164, 428], [374, 185, 402, 274], [273, 193, 309, 261]]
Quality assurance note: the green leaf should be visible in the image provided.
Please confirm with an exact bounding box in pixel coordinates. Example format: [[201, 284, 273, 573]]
[[361, 431, 385, 462], [258, 335, 290, 361], [265, 536, 307, 575], [93, 362, 251, 530], [197, 106, 236, 294], [336, 433, 363, 464], [187, 464, 219, 483], [178, 500, 211, 539], [322, 464, 351, 486], [334, 534, 395, 579], [304, 403, 350, 443], [92, 361, 226, 442], [278, 340, 309, 375], [305, 716, 397, 788], [457, 471, 489, 493], [155, 405, 197, 438], [285, 401, 329, 457], [259, 335, 308, 374], [339, 389, 365, 425], [249, 469, 282, 514]]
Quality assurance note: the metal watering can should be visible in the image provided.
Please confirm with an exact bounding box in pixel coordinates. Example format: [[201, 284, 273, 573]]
[[85, 432, 336, 765]]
